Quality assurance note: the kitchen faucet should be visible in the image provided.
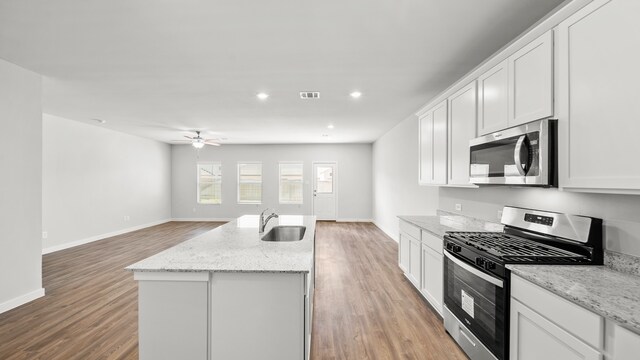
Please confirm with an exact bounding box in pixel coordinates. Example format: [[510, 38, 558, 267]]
[[259, 209, 279, 233]]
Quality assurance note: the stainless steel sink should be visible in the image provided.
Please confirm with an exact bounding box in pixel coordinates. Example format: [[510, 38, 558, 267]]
[[261, 226, 306, 242]]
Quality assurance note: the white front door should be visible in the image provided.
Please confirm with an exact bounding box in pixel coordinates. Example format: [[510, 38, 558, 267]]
[[313, 163, 336, 220]]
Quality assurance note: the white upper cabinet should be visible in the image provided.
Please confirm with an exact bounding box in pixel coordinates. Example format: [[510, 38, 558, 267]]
[[418, 100, 447, 185], [508, 30, 554, 126], [557, 0, 640, 192], [447, 81, 477, 187], [478, 59, 509, 135], [418, 112, 434, 185]]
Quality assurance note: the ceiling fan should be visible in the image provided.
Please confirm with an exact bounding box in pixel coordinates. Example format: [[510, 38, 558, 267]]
[[173, 131, 221, 149]]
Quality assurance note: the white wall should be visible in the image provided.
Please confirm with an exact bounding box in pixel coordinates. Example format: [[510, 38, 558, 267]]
[[372, 115, 440, 241], [42, 114, 172, 253], [171, 143, 372, 221], [440, 187, 640, 257], [0, 58, 44, 312]]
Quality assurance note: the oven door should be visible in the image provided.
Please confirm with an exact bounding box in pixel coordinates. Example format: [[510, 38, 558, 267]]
[[444, 251, 507, 360]]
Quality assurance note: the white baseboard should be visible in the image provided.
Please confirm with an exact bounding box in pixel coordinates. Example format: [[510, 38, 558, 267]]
[[373, 221, 399, 242], [171, 218, 234, 222], [336, 218, 373, 223], [0, 287, 45, 314], [42, 219, 172, 255]]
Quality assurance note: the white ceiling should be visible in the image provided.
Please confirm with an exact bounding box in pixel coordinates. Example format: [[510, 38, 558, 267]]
[[0, 0, 565, 144]]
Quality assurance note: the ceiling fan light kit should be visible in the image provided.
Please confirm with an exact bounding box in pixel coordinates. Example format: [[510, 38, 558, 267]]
[[172, 130, 221, 148], [192, 139, 205, 149]]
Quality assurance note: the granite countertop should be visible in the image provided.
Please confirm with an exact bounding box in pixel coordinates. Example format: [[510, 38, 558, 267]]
[[398, 213, 503, 238], [127, 215, 315, 273], [508, 264, 640, 334]]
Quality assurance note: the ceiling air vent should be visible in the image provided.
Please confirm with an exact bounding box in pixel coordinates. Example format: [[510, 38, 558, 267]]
[[300, 91, 320, 99]]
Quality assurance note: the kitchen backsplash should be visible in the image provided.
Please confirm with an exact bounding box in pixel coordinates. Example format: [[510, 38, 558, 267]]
[[439, 186, 640, 258]]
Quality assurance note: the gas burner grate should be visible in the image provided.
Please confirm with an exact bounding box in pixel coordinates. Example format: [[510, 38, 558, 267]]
[[445, 231, 588, 262]]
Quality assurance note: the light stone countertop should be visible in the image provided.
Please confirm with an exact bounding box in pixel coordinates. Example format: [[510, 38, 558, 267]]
[[398, 213, 503, 238], [508, 264, 640, 335], [126, 215, 315, 273]]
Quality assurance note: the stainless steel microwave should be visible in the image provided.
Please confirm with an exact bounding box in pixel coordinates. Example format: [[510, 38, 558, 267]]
[[469, 119, 557, 186]]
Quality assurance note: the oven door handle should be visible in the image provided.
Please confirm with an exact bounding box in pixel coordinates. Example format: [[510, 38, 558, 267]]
[[444, 251, 504, 288]]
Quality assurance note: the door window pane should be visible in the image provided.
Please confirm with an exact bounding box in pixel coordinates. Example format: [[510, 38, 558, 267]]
[[316, 166, 333, 194]]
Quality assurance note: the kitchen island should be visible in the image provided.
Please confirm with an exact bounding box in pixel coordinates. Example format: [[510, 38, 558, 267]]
[[127, 215, 316, 360]]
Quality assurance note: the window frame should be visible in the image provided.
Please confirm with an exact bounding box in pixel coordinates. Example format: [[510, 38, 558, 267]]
[[196, 161, 222, 205], [237, 161, 263, 204], [278, 161, 304, 204]]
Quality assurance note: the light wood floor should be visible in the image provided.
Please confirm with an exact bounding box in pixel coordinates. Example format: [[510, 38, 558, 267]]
[[310, 222, 467, 360], [0, 221, 467, 360]]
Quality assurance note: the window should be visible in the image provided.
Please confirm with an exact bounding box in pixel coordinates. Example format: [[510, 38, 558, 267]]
[[279, 162, 303, 204], [237, 162, 262, 204], [197, 162, 222, 204]]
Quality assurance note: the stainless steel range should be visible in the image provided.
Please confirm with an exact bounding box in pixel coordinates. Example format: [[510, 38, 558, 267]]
[[442, 206, 603, 360]]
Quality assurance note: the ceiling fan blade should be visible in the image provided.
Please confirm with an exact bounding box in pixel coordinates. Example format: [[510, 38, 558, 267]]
[[183, 135, 195, 140], [171, 140, 192, 143], [205, 142, 221, 147]]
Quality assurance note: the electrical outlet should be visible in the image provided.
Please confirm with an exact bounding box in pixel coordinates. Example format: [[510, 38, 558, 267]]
[[455, 203, 462, 211], [192, 207, 197, 213], [497, 210, 503, 220], [124, 215, 130, 222], [42, 231, 48, 239]]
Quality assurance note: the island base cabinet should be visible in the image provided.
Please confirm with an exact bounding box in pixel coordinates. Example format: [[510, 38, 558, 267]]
[[210, 272, 306, 360], [136, 272, 210, 360]]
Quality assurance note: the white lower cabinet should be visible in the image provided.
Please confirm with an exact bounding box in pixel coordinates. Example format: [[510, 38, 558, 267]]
[[510, 298, 603, 360], [135, 271, 312, 360], [605, 321, 640, 360], [399, 220, 422, 287], [398, 220, 444, 316], [398, 233, 411, 273], [408, 237, 422, 287], [420, 242, 443, 314], [511, 274, 640, 360], [210, 272, 307, 360], [137, 272, 210, 360]]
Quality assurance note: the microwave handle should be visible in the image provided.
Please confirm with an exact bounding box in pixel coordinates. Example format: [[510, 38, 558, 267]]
[[514, 135, 528, 176]]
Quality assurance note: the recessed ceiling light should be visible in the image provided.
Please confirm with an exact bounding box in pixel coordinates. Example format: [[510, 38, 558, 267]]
[[256, 92, 269, 100], [92, 118, 106, 124], [350, 91, 362, 99], [327, 124, 334, 129]]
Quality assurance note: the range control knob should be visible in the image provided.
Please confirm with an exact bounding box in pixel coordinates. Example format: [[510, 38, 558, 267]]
[[484, 261, 496, 270], [452, 245, 462, 253], [475, 257, 486, 267]]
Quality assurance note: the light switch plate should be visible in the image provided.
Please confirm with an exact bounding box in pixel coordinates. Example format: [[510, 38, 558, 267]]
[[455, 203, 462, 211]]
